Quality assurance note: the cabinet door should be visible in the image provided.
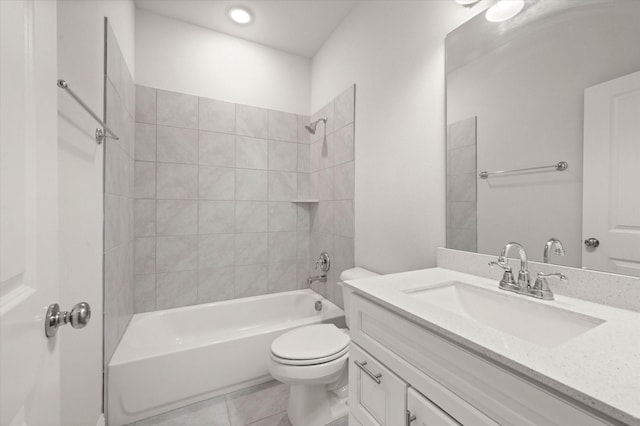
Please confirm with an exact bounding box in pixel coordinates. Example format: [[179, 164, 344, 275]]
[[407, 388, 460, 426], [349, 343, 407, 426]]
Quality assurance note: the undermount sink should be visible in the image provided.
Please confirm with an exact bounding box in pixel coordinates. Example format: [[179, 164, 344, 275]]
[[403, 281, 605, 348]]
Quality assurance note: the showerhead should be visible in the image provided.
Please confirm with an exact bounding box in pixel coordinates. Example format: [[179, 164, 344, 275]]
[[305, 117, 327, 135]]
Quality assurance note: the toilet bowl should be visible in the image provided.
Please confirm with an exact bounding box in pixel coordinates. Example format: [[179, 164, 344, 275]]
[[267, 267, 379, 426]]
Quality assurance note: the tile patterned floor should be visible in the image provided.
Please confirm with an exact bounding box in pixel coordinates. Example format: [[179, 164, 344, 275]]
[[129, 380, 348, 426]]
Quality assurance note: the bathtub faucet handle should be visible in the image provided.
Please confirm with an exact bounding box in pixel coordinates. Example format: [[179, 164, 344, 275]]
[[315, 252, 331, 273]]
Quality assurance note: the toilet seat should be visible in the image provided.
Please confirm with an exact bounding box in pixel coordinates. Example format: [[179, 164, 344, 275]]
[[271, 324, 349, 366], [272, 345, 348, 366]]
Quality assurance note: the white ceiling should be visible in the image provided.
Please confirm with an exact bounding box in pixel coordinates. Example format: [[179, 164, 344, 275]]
[[134, 0, 358, 58]]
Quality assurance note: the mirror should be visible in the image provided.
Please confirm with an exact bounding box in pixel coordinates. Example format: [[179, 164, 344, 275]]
[[445, 0, 640, 275]]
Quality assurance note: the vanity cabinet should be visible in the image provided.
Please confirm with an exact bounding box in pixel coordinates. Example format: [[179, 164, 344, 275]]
[[348, 293, 614, 426]]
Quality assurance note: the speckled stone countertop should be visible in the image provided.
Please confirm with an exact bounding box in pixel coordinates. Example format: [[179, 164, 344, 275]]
[[345, 268, 640, 426]]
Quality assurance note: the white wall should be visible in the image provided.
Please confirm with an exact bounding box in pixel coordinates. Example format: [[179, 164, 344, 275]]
[[311, 1, 484, 274], [135, 9, 310, 115], [57, 1, 135, 424]]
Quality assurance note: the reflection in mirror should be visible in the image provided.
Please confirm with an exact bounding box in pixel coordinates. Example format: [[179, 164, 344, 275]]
[[445, 0, 640, 276]]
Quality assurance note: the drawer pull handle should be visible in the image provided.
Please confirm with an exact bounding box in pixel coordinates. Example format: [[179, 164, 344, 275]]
[[406, 410, 417, 424], [354, 360, 382, 384]]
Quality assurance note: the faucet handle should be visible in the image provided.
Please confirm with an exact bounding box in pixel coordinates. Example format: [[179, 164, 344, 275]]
[[489, 261, 517, 290], [489, 260, 512, 272], [529, 272, 567, 300]]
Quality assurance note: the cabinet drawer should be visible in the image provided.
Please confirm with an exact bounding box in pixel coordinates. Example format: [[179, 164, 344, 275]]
[[350, 293, 611, 426], [349, 342, 407, 426], [408, 388, 459, 426]]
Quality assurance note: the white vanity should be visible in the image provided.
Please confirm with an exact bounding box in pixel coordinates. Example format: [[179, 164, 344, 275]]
[[344, 264, 640, 426]]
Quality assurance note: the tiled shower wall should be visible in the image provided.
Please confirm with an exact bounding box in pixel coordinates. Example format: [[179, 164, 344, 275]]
[[132, 85, 355, 312], [133, 85, 316, 312], [309, 86, 356, 307], [104, 21, 136, 364], [446, 116, 477, 252]]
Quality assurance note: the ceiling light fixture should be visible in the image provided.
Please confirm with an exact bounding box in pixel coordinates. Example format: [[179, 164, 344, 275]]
[[485, 0, 525, 22], [227, 6, 253, 25]]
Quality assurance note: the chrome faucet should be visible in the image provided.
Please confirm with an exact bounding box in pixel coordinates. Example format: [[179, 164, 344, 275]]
[[490, 241, 567, 300], [543, 238, 566, 263], [307, 274, 327, 286], [498, 242, 530, 288], [308, 252, 331, 286]]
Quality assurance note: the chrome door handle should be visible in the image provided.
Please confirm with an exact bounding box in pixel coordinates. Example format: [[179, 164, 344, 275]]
[[45, 302, 91, 338], [354, 360, 382, 384], [406, 410, 417, 424], [584, 238, 600, 248]]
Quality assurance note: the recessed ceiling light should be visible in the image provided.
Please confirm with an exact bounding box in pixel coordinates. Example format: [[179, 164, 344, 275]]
[[485, 0, 525, 22], [228, 6, 253, 25], [456, 0, 481, 6]]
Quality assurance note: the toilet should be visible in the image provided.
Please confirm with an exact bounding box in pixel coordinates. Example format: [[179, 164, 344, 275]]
[[268, 267, 379, 426]]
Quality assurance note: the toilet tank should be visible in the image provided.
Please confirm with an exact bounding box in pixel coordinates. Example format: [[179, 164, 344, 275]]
[[339, 267, 379, 328]]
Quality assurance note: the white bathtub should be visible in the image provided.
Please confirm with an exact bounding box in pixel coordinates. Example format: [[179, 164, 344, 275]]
[[107, 289, 345, 426]]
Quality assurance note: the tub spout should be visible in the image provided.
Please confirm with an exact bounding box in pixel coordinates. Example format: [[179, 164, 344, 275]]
[[307, 275, 327, 286]]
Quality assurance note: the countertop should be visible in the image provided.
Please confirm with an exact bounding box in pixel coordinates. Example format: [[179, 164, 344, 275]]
[[345, 267, 640, 426]]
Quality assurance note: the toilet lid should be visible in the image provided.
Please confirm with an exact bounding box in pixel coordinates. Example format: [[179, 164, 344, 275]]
[[271, 324, 349, 362]]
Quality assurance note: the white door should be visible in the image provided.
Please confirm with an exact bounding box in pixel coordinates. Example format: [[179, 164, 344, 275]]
[[0, 1, 60, 425], [583, 70, 640, 276]]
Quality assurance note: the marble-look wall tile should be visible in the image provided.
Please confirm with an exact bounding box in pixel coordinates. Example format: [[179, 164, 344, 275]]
[[268, 232, 297, 263], [268, 110, 298, 142], [447, 173, 477, 202], [235, 233, 268, 265], [135, 161, 156, 199], [199, 131, 235, 167], [135, 85, 156, 124], [198, 266, 235, 303], [235, 265, 268, 299], [156, 199, 198, 235], [157, 163, 198, 199], [334, 124, 354, 165], [236, 136, 268, 170], [236, 169, 268, 200], [448, 116, 476, 150], [134, 199, 156, 237], [199, 166, 235, 200], [156, 270, 198, 309], [268, 171, 297, 201], [156, 235, 198, 272], [199, 201, 236, 234], [104, 25, 135, 365], [156, 126, 198, 164], [268, 140, 297, 172], [334, 85, 355, 130], [135, 123, 156, 162], [267, 262, 298, 293], [131, 85, 355, 313], [134, 274, 155, 313], [268, 202, 297, 232], [236, 201, 268, 233], [157, 89, 198, 129], [199, 97, 235, 134], [199, 234, 235, 269], [236, 104, 268, 138]]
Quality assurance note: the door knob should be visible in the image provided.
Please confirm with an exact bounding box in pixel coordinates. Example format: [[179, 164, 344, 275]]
[[45, 302, 91, 338], [584, 238, 600, 248]]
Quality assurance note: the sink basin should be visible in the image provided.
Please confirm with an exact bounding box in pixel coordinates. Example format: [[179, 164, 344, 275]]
[[403, 281, 605, 348]]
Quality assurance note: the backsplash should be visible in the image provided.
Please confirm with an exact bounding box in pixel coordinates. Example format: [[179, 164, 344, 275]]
[[133, 84, 355, 312], [437, 247, 640, 312]]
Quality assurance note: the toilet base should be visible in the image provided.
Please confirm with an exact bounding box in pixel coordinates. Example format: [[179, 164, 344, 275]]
[[287, 383, 348, 426]]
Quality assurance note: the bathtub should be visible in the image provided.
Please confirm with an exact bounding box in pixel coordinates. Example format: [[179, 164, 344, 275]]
[[107, 289, 345, 426]]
